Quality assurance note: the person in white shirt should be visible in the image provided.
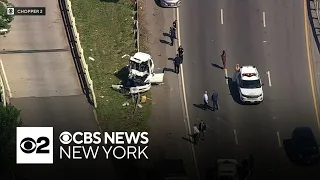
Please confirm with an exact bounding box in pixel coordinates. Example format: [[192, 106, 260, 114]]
[[203, 91, 209, 110], [193, 124, 200, 144]]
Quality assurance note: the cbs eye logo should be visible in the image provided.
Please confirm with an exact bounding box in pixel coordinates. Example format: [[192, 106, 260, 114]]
[[20, 137, 50, 154], [59, 131, 72, 144]]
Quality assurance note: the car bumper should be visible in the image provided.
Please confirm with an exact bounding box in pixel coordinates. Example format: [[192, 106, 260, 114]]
[[160, 0, 181, 7], [240, 95, 263, 103]]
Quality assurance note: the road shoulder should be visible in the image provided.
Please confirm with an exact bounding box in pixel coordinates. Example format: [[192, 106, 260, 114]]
[[139, 1, 197, 179]]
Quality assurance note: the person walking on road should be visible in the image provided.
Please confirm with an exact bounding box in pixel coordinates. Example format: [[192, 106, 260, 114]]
[[221, 50, 227, 69], [211, 90, 219, 111], [178, 45, 184, 58], [193, 124, 200, 144], [174, 56, 182, 74], [203, 91, 209, 110], [198, 120, 207, 140]]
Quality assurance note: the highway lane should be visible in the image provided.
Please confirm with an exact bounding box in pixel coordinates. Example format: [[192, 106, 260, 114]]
[[178, 0, 320, 179]]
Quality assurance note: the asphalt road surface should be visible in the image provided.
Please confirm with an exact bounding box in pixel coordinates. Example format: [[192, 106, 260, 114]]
[[178, 0, 320, 179]]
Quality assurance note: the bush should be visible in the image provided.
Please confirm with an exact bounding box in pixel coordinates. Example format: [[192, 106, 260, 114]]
[[0, 1, 14, 29], [0, 104, 21, 174]]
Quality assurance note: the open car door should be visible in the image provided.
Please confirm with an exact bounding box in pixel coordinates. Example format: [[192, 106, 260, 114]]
[[149, 73, 164, 84]]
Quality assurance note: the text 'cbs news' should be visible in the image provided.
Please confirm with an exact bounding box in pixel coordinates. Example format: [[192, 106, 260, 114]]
[[16, 127, 149, 164]]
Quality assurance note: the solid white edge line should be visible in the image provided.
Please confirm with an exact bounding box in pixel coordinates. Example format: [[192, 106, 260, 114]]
[[225, 68, 228, 84], [176, 8, 200, 180], [263, 11, 266, 27], [267, 71, 272, 86], [0, 58, 12, 98], [233, 129, 238, 145], [277, 131, 282, 147], [221, 9, 224, 25]]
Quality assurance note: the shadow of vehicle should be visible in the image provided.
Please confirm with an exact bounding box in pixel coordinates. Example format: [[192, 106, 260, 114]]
[[227, 78, 243, 105], [283, 138, 297, 163]]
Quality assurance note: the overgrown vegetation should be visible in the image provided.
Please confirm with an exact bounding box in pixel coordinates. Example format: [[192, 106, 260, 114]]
[[0, 0, 14, 30], [71, 0, 151, 132], [0, 104, 21, 176]]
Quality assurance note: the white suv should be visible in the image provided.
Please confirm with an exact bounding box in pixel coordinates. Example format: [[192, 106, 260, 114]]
[[236, 66, 263, 103]]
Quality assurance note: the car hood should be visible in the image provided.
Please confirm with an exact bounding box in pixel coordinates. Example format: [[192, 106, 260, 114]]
[[240, 88, 263, 96]]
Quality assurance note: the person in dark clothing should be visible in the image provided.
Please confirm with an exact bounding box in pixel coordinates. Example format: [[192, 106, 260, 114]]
[[171, 26, 176, 39], [198, 120, 207, 140], [173, 20, 177, 29], [174, 57, 182, 74], [169, 27, 175, 46], [178, 45, 184, 58], [211, 90, 219, 111], [221, 50, 227, 69]]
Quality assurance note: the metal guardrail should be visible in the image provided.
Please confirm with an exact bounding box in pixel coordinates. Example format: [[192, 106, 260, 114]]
[[134, 0, 140, 52], [60, 0, 97, 108], [0, 68, 5, 106], [315, 0, 320, 22], [0, 57, 11, 106]]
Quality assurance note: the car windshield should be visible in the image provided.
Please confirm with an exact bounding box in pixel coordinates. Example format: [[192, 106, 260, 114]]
[[130, 60, 149, 72], [240, 80, 261, 88]]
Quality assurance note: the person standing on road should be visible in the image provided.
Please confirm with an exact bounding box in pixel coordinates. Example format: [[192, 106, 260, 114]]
[[198, 120, 207, 140], [221, 50, 227, 69], [178, 45, 184, 58], [171, 26, 177, 39], [174, 56, 182, 74], [203, 91, 209, 110], [193, 124, 200, 144], [169, 27, 175, 46], [211, 90, 219, 111], [173, 20, 177, 29]]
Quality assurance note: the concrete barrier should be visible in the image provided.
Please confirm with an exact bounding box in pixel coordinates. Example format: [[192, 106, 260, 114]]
[[61, 0, 97, 108]]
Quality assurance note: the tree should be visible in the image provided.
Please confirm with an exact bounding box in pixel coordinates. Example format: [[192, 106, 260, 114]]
[[0, 104, 21, 175], [0, 0, 14, 29]]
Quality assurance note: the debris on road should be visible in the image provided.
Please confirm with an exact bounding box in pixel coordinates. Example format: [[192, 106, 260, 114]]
[[121, 54, 130, 58], [141, 95, 147, 103], [89, 57, 95, 61]]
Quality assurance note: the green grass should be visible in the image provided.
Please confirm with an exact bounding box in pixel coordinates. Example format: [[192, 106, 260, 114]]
[[71, 0, 151, 132]]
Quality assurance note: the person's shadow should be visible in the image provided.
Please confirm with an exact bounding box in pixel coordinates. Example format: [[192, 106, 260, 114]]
[[211, 63, 224, 70], [193, 104, 212, 111]]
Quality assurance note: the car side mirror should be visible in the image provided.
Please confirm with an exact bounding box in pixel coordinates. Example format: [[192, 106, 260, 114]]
[[262, 83, 265, 86]]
